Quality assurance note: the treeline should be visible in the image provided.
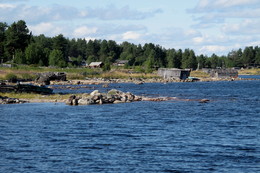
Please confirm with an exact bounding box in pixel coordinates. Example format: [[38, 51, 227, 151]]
[[1, 20, 260, 71]]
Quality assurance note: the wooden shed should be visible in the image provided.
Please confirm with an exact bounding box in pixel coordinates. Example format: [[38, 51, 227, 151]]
[[88, 62, 104, 68], [158, 68, 191, 80], [113, 60, 129, 66]]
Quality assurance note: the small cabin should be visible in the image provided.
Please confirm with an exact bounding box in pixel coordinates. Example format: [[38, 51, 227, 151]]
[[113, 60, 129, 66], [0, 63, 13, 68], [88, 62, 104, 68], [158, 68, 191, 80]]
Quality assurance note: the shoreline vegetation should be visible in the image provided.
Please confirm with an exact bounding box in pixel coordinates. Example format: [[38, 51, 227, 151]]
[[0, 65, 259, 81], [0, 67, 259, 104]]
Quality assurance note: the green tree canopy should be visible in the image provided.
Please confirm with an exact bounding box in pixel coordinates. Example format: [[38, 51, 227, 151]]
[[4, 20, 31, 60], [49, 49, 67, 68]]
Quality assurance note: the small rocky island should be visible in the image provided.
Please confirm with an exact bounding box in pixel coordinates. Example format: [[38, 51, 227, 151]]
[[66, 89, 142, 106], [65, 89, 205, 106], [1, 88, 196, 105]]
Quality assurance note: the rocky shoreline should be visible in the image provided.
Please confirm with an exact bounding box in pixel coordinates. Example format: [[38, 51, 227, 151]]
[[1, 76, 258, 105], [0, 89, 211, 105], [0, 96, 28, 104], [48, 76, 258, 85]]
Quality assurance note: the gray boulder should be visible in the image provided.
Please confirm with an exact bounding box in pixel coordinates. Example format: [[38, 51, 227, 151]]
[[78, 97, 95, 105], [90, 90, 100, 96], [35, 72, 66, 85], [66, 95, 80, 105]]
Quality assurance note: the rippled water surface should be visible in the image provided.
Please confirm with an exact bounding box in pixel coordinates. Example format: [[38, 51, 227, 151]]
[[0, 78, 260, 173]]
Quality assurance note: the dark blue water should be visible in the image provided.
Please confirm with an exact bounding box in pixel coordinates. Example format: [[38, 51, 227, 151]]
[[0, 78, 260, 173]]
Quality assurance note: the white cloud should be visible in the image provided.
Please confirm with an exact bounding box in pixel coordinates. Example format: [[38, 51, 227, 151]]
[[187, 0, 260, 55], [73, 26, 98, 37], [196, 0, 209, 8], [0, 3, 15, 8], [193, 37, 204, 44], [84, 37, 97, 41], [122, 31, 141, 40], [213, 0, 259, 8], [28, 22, 63, 36], [184, 29, 201, 37], [189, 0, 260, 25], [222, 19, 260, 35], [191, 0, 260, 12], [199, 45, 231, 55], [0, 0, 28, 2], [157, 28, 202, 43], [0, 3, 162, 23], [84, 5, 162, 20]]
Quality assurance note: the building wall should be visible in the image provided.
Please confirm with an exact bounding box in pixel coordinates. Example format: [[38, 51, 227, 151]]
[[158, 68, 190, 80], [209, 69, 238, 78]]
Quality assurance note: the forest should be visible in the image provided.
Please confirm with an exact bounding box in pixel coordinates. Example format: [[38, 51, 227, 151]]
[[1, 20, 260, 72]]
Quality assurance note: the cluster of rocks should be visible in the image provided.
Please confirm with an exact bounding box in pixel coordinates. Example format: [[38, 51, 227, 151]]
[[66, 89, 142, 106], [0, 96, 27, 104]]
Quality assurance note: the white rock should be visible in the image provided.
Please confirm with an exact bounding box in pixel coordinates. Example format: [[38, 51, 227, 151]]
[[90, 90, 100, 96]]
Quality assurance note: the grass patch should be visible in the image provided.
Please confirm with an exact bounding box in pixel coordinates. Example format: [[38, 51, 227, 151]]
[[20, 73, 37, 80], [67, 73, 86, 80], [5, 73, 18, 82], [0, 65, 161, 80], [1, 72, 37, 81], [190, 70, 210, 78], [0, 92, 80, 101], [238, 68, 260, 75], [99, 70, 159, 79], [0, 65, 101, 80]]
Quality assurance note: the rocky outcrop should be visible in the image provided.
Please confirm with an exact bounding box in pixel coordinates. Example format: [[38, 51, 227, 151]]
[[199, 99, 210, 103], [0, 96, 28, 104], [66, 89, 142, 106], [35, 72, 66, 85]]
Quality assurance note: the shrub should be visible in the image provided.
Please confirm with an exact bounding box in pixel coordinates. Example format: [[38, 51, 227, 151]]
[[5, 73, 18, 83], [134, 66, 145, 73], [102, 63, 111, 72], [20, 73, 37, 81], [67, 73, 85, 80]]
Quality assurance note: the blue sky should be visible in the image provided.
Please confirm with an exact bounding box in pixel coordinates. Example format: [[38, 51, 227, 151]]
[[1, 0, 260, 56]]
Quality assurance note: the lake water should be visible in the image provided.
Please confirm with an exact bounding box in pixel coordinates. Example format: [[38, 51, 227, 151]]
[[0, 77, 260, 173]]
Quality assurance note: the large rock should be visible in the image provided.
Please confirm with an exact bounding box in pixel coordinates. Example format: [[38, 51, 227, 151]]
[[199, 99, 210, 103], [107, 89, 123, 96], [125, 92, 135, 102], [78, 98, 95, 105], [35, 72, 66, 85], [66, 95, 80, 105], [90, 90, 100, 96]]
